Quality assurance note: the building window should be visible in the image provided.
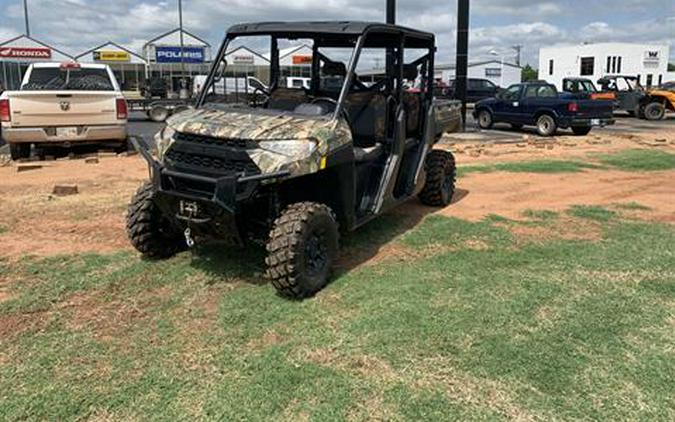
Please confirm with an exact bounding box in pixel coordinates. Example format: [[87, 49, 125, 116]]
[[658, 75, 663, 86], [549, 59, 554, 75], [606, 56, 611, 73], [580, 57, 595, 76], [617, 57, 622, 73], [646, 74, 653, 87], [485, 68, 502, 77]]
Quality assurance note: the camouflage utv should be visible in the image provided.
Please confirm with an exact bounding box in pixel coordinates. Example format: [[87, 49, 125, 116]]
[[128, 21, 462, 299]]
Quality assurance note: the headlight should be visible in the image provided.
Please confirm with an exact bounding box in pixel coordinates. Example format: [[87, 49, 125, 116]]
[[155, 126, 176, 160], [257, 139, 317, 159]]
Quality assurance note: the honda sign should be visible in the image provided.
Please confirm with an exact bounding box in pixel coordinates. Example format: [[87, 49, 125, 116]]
[[155, 46, 205, 63], [0, 47, 52, 60]]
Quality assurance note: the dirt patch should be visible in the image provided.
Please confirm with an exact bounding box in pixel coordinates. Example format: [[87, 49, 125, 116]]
[[0, 155, 147, 260], [506, 218, 604, 245], [0, 310, 52, 339]]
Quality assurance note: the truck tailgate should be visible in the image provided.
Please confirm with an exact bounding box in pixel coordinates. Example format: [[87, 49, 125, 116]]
[[577, 99, 614, 119], [433, 99, 462, 135], [8, 91, 119, 127]]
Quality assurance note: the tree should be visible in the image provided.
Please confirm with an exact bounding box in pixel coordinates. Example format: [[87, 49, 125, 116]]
[[521, 64, 538, 82], [668, 63, 675, 72]]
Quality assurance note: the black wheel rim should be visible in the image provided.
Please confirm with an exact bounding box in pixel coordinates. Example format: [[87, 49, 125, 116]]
[[305, 231, 328, 277]]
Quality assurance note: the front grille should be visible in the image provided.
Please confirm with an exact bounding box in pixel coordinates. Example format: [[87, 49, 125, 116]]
[[174, 132, 252, 149], [165, 149, 260, 176]]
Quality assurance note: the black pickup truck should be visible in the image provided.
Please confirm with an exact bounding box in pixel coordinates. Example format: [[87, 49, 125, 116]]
[[474, 82, 615, 136]]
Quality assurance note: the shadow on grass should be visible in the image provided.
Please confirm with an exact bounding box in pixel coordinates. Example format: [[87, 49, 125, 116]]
[[185, 190, 470, 286], [189, 243, 268, 286]]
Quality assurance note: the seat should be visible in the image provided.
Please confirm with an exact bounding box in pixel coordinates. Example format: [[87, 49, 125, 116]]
[[345, 92, 388, 148], [354, 143, 383, 163]]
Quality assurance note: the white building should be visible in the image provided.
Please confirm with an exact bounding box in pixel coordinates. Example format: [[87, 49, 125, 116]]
[[438, 60, 522, 88], [539, 42, 671, 90]]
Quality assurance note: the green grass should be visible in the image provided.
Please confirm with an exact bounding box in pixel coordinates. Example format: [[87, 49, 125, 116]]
[[458, 160, 601, 177], [522, 209, 560, 221], [1, 209, 674, 420], [568, 205, 619, 222], [615, 202, 653, 212], [457, 150, 675, 178], [0, 225, 6, 235], [596, 149, 675, 172]]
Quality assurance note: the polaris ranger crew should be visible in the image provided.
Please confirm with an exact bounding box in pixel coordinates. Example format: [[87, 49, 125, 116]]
[[127, 21, 462, 298]]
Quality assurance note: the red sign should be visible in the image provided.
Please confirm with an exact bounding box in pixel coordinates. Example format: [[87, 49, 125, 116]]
[[292, 55, 312, 65], [0, 47, 52, 59]]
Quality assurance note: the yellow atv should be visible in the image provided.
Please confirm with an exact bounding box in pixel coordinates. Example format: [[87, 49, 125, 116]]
[[640, 86, 675, 121]]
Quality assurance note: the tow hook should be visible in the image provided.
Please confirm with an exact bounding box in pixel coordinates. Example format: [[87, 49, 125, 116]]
[[184, 227, 195, 248]]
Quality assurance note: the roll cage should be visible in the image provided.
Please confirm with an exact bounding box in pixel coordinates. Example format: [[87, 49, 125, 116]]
[[196, 21, 437, 121]]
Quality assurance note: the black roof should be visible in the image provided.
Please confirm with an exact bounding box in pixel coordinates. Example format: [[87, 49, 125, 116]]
[[227, 21, 434, 47]]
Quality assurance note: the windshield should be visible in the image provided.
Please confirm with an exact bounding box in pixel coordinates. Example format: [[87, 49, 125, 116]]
[[198, 35, 364, 116], [22, 67, 115, 91]]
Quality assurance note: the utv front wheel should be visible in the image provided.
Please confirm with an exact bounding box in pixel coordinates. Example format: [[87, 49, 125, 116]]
[[419, 150, 457, 207], [266, 203, 339, 299], [127, 182, 184, 259], [644, 102, 666, 121]]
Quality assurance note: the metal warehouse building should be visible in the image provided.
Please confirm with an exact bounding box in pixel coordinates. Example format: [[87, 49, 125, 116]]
[[74, 42, 147, 93], [539, 42, 672, 90]]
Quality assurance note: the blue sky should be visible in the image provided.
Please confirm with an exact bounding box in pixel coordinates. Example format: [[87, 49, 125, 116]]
[[0, 0, 673, 67]]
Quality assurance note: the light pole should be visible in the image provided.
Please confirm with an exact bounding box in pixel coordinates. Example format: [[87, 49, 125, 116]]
[[178, 0, 187, 98], [456, 0, 470, 130], [23, 0, 30, 37]]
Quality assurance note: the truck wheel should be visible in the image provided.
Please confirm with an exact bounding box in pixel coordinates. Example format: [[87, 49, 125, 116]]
[[536, 114, 557, 137], [127, 181, 185, 259], [9, 144, 31, 161], [477, 110, 493, 129], [266, 202, 339, 299], [148, 105, 170, 122], [419, 150, 456, 207], [644, 102, 666, 121], [572, 126, 592, 136]]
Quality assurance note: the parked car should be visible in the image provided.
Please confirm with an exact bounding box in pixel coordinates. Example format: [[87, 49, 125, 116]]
[[474, 82, 615, 136], [447, 78, 501, 103], [0, 62, 128, 160]]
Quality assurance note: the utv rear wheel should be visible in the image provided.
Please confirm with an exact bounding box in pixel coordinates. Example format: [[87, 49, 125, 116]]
[[477, 110, 493, 129], [419, 150, 456, 207], [572, 126, 592, 136], [127, 181, 184, 259], [266, 203, 339, 299], [9, 144, 30, 161], [644, 102, 666, 121], [536, 114, 557, 137]]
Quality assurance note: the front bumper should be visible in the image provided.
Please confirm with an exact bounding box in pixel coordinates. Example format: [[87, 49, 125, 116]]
[[131, 136, 289, 245], [1, 125, 127, 144]]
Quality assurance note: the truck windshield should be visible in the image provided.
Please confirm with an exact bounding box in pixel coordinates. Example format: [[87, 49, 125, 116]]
[[22, 68, 114, 91]]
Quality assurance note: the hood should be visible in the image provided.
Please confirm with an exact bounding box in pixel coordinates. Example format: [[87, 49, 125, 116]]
[[167, 106, 336, 142]]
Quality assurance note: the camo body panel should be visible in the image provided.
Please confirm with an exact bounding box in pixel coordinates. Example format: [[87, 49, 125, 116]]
[[166, 107, 352, 177]]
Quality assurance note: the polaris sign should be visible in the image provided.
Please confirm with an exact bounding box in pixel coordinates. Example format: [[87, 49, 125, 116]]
[[155, 46, 205, 63]]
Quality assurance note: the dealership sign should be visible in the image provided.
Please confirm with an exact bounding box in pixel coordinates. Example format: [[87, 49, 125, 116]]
[[232, 54, 255, 65], [0, 47, 52, 60], [155, 46, 205, 63], [292, 55, 312, 65], [93, 50, 131, 62], [643, 50, 660, 66]]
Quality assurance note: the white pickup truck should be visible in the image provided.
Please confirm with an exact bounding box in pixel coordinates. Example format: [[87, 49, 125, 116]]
[[0, 62, 128, 160]]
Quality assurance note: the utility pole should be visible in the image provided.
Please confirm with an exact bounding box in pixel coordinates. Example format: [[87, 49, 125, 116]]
[[23, 0, 30, 37], [386, 0, 396, 24], [512, 45, 522, 66], [455, 0, 470, 130]]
